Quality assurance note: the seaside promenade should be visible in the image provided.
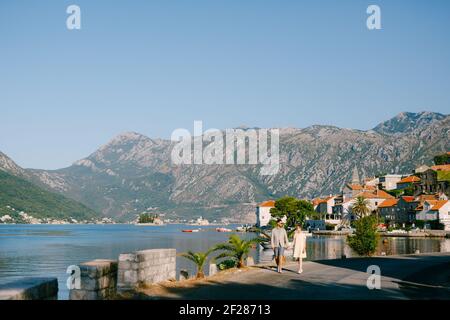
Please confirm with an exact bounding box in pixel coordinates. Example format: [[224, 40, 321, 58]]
[[137, 252, 450, 300]]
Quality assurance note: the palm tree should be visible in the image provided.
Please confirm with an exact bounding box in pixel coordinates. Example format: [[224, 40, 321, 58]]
[[351, 196, 371, 219], [214, 234, 259, 268], [180, 249, 214, 278]]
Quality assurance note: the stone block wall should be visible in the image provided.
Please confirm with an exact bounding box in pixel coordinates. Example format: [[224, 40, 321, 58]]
[[69, 259, 118, 300], [118, 248, 176, 292], [0, 277, 58, 300]]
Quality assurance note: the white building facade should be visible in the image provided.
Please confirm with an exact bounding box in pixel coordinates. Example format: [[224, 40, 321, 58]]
[[255, 200, 275, 227]]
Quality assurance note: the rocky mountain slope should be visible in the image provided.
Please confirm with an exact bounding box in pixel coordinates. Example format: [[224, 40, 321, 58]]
[[1, 111, 449, 222]]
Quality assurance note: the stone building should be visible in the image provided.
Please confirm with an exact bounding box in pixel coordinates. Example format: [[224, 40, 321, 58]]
[[414, 168, 449, 197]]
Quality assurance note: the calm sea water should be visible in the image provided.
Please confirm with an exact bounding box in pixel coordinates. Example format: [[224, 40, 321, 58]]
[[1, 224, 449, 300]]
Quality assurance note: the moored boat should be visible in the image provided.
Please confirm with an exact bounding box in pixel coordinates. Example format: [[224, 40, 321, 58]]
[[182, 229, 200, 233]]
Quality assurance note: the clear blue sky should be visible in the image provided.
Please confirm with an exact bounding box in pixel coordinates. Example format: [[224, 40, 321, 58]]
[[0, 0, 449, 169]]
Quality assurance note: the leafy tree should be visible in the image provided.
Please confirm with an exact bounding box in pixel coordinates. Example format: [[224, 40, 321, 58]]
[[386, 189, 403, 198], [434, 153, 449, 165], [270, 196, 314, 229], [217, 260, 237, 270], [402, 186, 415, 196], [138, 213, 157, 223], [351, 196, 371, 218], [180, 249, 215, 278], [213, 234, 259, 268], [347, 215, 379, 256]]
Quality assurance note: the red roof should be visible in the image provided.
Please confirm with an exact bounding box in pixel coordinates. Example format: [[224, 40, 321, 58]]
[[258, 200, 275, 207], [378, 199, 398, 208], [417, 194, 437, 201], [398, 176, 421, 184], [356, 190, 393, 200], [430, 200, 448, 211], [401, 196, 416, 203], [375, 190, 395, 199]]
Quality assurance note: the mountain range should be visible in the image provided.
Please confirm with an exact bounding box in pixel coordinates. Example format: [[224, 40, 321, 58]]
[[0, 111, 449, 222]]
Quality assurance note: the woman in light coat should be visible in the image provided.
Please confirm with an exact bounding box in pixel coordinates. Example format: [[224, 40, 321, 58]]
[[292, 224, 307, 274]]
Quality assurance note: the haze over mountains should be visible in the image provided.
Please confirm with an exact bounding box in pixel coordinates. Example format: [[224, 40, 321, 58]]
[[0, 111, 449, 222]]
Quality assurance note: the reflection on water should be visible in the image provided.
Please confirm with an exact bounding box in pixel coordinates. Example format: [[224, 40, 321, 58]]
[[1, 225, 450, 300]]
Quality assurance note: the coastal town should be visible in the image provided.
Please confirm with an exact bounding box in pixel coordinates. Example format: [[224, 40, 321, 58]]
[[256, 152, 450, 232]]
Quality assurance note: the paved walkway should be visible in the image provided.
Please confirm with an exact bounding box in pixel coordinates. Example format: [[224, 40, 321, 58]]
[[139, 253, 450, 300]]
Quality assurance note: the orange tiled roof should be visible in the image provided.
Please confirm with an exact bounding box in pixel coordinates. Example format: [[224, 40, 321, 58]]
[[401, 196, 416, 203], [356, 190, 394, 199], [312, 197, 334, 206], [375, 190, 395, 199], [258, 200, 275, 207], [431, 164, 450, 171], [417, 194, 437, 201], [355, 189, 394, 200], [378, 199, 398, 208], [355, 191, 378, 199], [430, 200, 448, 211], [398, 176, 421, 184], [415, 199, 435, 211]]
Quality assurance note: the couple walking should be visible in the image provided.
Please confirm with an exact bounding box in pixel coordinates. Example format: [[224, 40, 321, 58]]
[[271, 219, 307, 274]]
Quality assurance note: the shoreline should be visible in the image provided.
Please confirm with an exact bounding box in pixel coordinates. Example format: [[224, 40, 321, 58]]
[[313, 229, 450, 238], [133, 252, 450, 300]]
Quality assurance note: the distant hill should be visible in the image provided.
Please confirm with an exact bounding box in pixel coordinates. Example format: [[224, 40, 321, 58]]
[[0, 111, 449, 223], [0, 170, 98, 220], [372, 111, 446, 135]]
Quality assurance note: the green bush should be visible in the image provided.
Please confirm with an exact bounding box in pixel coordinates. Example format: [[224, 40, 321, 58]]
[[386, 189, 403, 198], [415, 219, 444, 230], [325, 223, 336, 230], [218, 259, 237, 270], [434, 153, 449, 165], [414, 220, 425, 229], [347, 215, 379, 256], [138, 213, 157, 223]]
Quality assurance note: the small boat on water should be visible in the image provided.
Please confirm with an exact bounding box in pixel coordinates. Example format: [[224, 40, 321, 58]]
[[216, 227, 232, 232], [182, 229, 200, 233], [236, 224, 253, 232]]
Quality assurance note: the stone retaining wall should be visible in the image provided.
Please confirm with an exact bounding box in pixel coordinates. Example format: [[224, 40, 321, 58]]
[[118, 248, 176, 292], [69, 259, 118, 300], [0, 277, 58, 300]]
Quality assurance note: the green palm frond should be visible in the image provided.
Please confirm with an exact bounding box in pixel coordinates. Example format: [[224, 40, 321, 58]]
[[215, 252, 237, 260], [180, 249, 215, 278], [213, 243, 235, 252], [213, 234, 258, 268]]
